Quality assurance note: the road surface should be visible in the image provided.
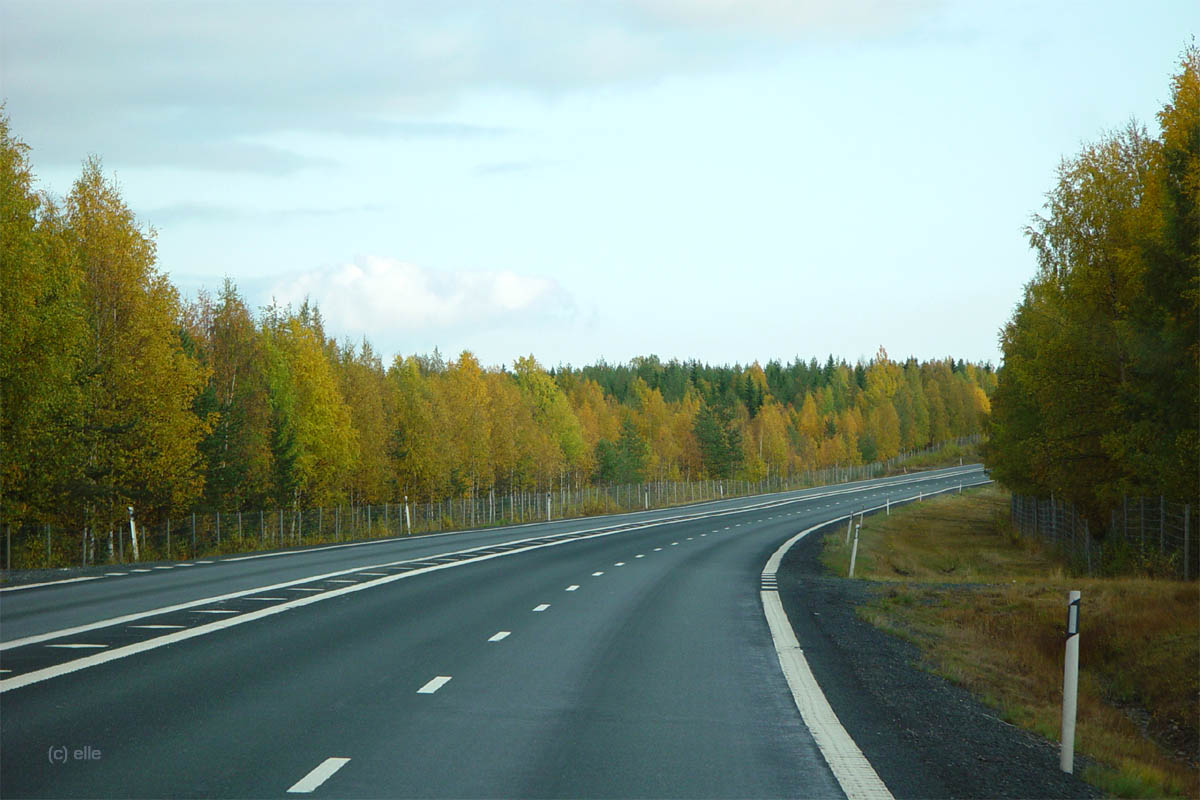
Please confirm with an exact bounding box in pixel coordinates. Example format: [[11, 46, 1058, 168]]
[[1, 465, 986, 798]]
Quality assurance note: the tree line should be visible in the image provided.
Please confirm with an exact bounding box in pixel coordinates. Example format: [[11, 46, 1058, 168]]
[[985, 47, 1199, 519], [2, 115, 995, 537]]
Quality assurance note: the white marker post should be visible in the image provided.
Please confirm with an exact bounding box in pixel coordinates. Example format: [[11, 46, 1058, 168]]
[[546, 493, 551, 522], [845, 514, 854, 545], [848, 523, 861, 578], [886, 496, 890, 516], [1061, 590, 1081, 773], [127, 506, 140, 562], [403, 496, 411, 535]]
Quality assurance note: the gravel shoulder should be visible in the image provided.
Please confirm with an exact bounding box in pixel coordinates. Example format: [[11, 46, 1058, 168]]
[[776, 522, 1101, 800]]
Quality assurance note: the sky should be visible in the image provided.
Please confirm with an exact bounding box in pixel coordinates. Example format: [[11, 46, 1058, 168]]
[[2, 0, 1195, 370]]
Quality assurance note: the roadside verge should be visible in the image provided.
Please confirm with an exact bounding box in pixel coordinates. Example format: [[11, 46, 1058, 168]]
[[770, 510, 1098, 799]]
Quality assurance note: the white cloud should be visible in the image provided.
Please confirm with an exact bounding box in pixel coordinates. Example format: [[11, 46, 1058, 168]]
[[267, 255, 574, 342]]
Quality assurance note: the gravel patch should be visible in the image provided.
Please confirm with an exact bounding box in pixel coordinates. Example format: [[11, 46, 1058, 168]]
[[776, 523, 1101, 799]]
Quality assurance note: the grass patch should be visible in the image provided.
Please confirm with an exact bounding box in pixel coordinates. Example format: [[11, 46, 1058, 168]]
[[823, 485, 1199, 799]]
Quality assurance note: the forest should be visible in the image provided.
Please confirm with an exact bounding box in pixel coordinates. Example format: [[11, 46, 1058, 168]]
[[2, 115, 994, 538], [985, 47, 1199, 519]]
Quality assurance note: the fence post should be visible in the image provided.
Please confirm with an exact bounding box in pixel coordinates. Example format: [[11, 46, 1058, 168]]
[[1160, 496, 1165, 554], [1140, 496, 1145, 551], [1084, 519, 1091, 577], [1184, 505, 1190, 581]]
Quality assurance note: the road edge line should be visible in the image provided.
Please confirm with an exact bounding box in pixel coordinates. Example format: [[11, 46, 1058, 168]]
[[760, 480, 992, 800]]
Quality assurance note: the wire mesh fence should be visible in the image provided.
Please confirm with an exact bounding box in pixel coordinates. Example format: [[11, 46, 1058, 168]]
[[1010, 494, 1195, 580], [2, 437, 978, 570]]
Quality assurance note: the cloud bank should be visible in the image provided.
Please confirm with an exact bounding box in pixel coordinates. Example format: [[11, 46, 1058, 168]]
[[266, 256, 574, 350]]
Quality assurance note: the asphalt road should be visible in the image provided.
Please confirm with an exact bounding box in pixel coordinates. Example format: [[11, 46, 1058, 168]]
[[1, 465, 985, 798]]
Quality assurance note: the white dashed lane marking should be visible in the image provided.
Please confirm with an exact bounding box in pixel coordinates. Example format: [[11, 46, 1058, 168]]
[[488, 631, 511, 642], [533, 604, 550, 612], [46, 643, 108, 649], [417, 676, 452, 694], [615, 562, 625, 566], [592, 571, 604, 576], [566, 585, 579, 592], [287, 757, 350, 794]]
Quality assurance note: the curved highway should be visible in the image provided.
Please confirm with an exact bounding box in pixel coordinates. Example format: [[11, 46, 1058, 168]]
[[1, 465, 986, 798]]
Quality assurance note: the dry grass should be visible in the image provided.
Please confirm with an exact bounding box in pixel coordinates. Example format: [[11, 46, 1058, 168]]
[[823, 486, 1200, 799]]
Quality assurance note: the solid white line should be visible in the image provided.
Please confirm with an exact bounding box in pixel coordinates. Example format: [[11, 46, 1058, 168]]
[[488, 631, 510, 642], [758, 481, 995, 800], [532, 603, 550, 611], [287, 757, 350, 793], [592, 571, 604, 576], [565, 585, 579, 592], [0, 576, 103, 593], [417, 676, 451, 694], [129, 625, 186, 630], [762, 583, 892, 800], [47, 643, 108, 649]]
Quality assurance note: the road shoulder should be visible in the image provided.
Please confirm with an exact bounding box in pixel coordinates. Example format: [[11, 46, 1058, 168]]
[[775, 524, 1099, 800]]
